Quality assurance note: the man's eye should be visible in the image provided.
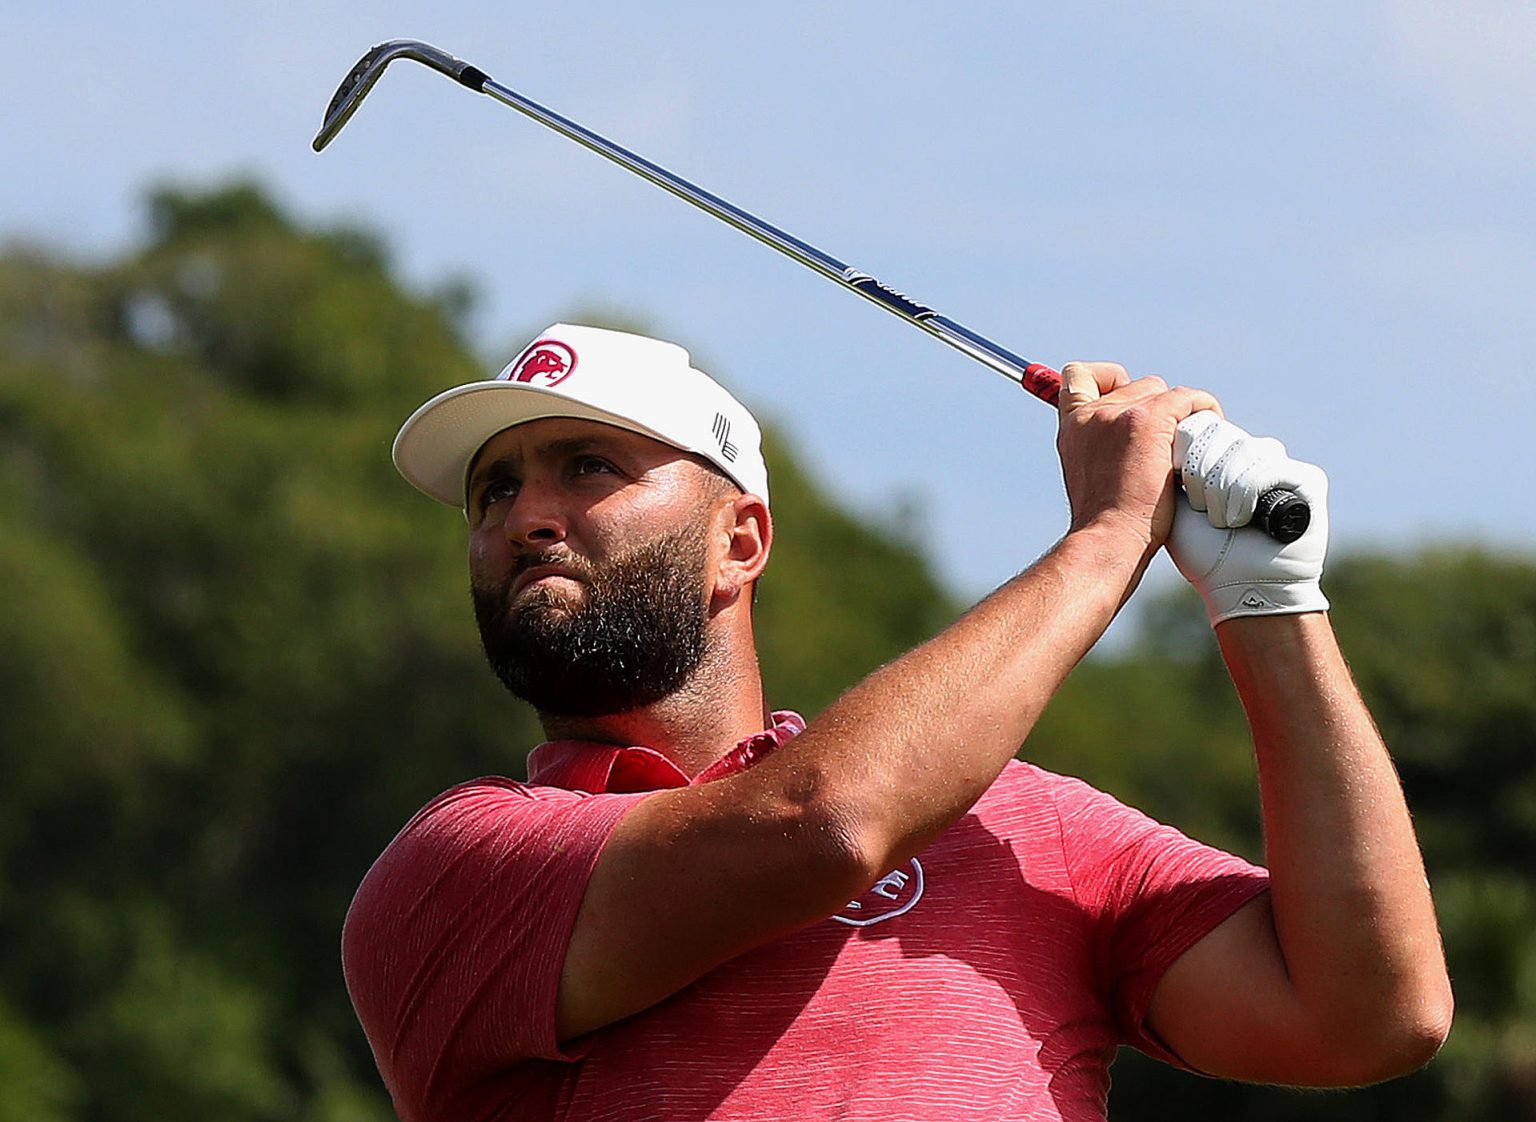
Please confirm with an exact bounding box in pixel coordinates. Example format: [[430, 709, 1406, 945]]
[[573, 456, 615, 476], [481, 478, 518, 506]]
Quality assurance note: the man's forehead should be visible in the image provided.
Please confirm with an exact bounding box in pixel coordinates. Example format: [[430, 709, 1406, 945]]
[[468, 417, 678, 479]]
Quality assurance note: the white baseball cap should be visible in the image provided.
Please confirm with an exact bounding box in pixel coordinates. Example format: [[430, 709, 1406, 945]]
[[392, 323, 769, 508]]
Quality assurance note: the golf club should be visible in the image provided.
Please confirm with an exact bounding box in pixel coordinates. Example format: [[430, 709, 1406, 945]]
[[313, 39, 1309, 543]]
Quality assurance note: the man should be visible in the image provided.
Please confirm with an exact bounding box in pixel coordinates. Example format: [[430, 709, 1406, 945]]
[[344, 323, 1452, 1121]]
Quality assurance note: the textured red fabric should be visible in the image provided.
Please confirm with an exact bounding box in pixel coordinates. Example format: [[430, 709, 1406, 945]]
[[343, 724, 1267, 1122], [524, 712, 805, 794]]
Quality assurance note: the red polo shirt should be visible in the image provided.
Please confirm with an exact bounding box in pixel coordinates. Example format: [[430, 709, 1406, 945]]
[[343, 714, 1268, 1121]]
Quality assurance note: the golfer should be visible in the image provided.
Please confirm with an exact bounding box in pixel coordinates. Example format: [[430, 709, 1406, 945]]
[[344, 323, 1451, 1121]]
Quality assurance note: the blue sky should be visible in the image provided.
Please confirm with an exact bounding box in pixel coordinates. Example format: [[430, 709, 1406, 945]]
[[8, 2, 1534, 604]]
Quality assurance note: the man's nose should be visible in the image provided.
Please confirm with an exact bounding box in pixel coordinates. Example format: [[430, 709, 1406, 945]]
[[500, 477, 568, 548]]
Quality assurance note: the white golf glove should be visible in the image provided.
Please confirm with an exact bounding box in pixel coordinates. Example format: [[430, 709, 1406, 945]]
[[1169, 410, 1330, 626]]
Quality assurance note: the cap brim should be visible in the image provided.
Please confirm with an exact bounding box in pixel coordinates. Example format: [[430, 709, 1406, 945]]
[[392, 381, 686, 507]]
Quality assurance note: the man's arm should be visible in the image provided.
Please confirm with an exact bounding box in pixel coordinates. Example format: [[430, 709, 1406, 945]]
[[555, 364, 1211, 1042], [1140, 413, 1451, 1084], [557, 522, 1149, 1041], [1146, 613, 1453, 1085]]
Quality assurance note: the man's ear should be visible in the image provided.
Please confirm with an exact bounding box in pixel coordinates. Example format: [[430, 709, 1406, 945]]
[[712, 492, 771, 608]]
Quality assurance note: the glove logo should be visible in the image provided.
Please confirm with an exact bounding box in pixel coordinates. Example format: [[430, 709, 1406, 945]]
[[1240, 588, 1276, 610], [503, 340, 577, 387], [832, 858, 924, 927]]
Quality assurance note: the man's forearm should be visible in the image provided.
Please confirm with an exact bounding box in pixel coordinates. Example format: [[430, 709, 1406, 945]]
[[1220, 614, 1453, 1066]]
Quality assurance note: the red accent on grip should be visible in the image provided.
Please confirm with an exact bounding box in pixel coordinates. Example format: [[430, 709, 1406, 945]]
[[1021, 363, 1062, 407]]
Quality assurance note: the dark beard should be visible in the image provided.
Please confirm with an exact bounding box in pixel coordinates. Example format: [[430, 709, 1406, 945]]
[[471, 523, 711, 718]]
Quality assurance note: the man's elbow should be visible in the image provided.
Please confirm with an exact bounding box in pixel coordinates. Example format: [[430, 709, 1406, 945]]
[[1382, 982, 1455, 1079], [1323, 980, 1454, 1086]]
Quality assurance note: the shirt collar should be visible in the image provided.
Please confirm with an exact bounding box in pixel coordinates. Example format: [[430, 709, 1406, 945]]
[[525, 710, 806, 794]]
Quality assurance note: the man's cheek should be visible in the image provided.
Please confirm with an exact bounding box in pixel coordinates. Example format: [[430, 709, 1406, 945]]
[[468, 535, 513, 585]]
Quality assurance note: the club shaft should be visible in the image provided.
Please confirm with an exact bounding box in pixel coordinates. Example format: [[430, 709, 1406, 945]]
[[312, 41, 1308, 543], [477, 76, 1063, 405]]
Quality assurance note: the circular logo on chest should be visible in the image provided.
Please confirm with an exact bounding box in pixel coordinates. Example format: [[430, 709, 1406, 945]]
[[832, 858, 924, 927]]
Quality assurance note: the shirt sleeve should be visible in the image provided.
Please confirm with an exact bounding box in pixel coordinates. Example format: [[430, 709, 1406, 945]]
[[1051, 773, 1270, 1066], [341, 778, 644, 1112]]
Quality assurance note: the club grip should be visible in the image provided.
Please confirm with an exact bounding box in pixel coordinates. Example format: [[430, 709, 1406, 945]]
[[1255, 487, 1310, 543], [1017, 364, 1310, 544]]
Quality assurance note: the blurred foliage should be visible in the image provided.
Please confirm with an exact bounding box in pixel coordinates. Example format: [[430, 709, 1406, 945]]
[[1031, 553, 1536, 1120], [1, 182, 1531, 1119], [0, 181, 957, 1119]]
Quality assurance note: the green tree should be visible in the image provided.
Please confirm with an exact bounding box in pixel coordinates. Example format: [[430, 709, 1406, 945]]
[[0, 182, 956, 1119]]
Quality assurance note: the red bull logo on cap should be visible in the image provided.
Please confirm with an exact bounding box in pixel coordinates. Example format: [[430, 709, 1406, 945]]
[[503, 340, 577, 388]]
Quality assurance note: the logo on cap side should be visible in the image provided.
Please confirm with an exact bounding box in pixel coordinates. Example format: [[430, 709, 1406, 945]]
[[504, 340, 577, 388], [711, 413, 739, 462]]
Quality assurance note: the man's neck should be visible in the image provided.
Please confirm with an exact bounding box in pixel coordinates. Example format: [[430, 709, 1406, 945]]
[[537, 650, 769, 778]]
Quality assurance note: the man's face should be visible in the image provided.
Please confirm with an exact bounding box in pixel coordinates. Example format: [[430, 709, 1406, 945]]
[[465, 418, 725, 717]]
